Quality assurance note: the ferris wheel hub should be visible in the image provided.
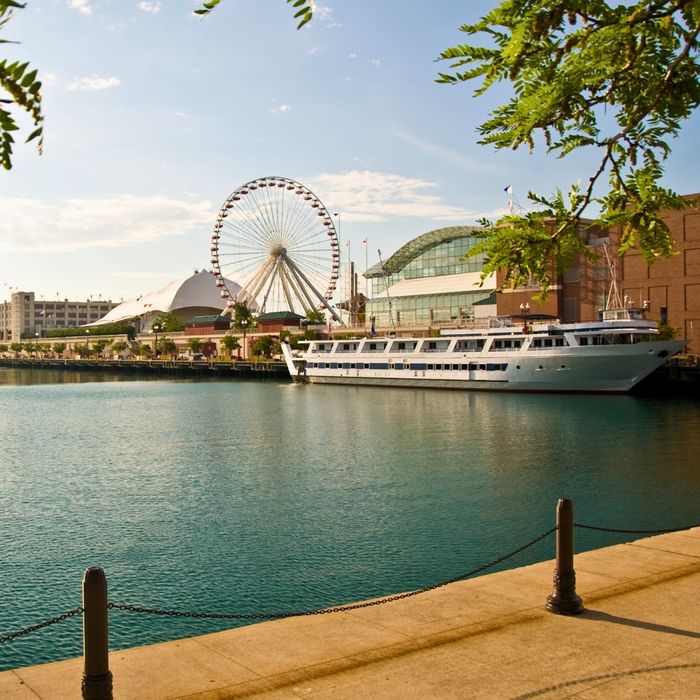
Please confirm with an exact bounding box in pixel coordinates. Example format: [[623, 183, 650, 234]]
[[270, 243, 287, 257]]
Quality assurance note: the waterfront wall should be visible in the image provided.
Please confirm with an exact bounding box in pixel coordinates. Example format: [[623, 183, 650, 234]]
[[0, 357, 289, 379]]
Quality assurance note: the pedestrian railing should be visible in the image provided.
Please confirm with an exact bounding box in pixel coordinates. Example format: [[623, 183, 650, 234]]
[[1, 498, 698, 700]]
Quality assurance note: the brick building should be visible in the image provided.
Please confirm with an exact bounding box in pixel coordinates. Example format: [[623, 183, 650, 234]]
[[496, 194, 700, 353], [618, 193, 700, 354]]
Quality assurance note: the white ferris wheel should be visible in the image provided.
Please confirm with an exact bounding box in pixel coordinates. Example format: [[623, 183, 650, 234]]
[[209, 176, 343, 324]]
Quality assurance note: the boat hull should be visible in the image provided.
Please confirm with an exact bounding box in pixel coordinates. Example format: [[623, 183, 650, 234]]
[[282, 340, 685, 394]]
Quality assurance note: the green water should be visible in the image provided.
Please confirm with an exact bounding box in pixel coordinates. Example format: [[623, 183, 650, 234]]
[[1, 368, 698, 670]]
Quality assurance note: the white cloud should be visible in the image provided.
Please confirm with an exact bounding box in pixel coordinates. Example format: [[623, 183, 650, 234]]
[[313, 4, 340, 27], [306, 171, 478, 222], [348, 53, 357, 59], [66, 75, 122, 91], [137, 1, 161, 14], [0, 196, 214, 254], [371, 58, 381, 68], [67, 0, 93, 14], [269, 104, 291, 114]]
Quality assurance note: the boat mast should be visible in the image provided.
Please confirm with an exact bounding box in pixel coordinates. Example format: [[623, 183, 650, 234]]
[[603, 242, 623, 311], [377, 249, 397, 335]]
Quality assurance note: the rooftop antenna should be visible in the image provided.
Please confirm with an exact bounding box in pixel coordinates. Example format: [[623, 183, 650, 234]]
[[377, 248, 397, 335]]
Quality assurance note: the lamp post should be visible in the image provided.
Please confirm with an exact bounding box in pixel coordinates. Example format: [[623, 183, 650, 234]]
[[85, 329, 90, 355], [241, 318, 248, 360], [152, 323, 163, 357]]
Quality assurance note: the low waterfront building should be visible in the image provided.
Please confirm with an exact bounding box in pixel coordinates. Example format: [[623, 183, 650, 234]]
[[184, 315, 231, 335]]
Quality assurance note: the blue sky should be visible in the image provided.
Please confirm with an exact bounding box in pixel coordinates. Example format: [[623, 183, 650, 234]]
[[1, 0, 699, 304]]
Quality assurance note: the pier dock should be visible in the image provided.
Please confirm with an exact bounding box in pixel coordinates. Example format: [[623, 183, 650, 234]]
[[2, 527, 698, 698], [0, 357, 289, 379]]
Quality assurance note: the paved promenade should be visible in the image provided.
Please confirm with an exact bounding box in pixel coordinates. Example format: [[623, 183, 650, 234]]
[[2, 527, 699, 699]]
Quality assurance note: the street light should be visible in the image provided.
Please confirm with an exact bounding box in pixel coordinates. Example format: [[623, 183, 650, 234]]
[[152, 323, 163, 357], [85, 329, 90, 353], [241, 318, 248, 360]]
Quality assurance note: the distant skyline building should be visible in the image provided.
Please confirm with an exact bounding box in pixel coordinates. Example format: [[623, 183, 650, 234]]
[[0, 292, 118, 342]]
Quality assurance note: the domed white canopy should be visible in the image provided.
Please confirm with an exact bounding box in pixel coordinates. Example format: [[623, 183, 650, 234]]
[[91, 270, 244, 326]]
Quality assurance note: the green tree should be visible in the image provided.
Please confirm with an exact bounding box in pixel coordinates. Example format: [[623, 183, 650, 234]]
[[74, 343, 93, 357], [230, 301, 255, 330], [0, 343, 7, 354], [195, 0, 314, 29], [187, 338, 203, 355], [111, 340, 127, 357], [304, 308, 325, 324], [152, 312, 183, 332], [220, 334, 240, 358], [52, 342, 66, 356], [10, 341, 21, 356], [251, 335, 278, 358], [0, 2, 43, 170], [92, 338, 111, 355], [438, 1, 699, 298], [161, 338, 177, 357]]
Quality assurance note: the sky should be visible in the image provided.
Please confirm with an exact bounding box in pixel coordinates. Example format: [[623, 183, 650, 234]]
[[1, 0, 699, 304]]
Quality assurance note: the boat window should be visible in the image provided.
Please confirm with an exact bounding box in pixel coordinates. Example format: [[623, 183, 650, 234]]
[[458, 338, 486, 352], [452, 364, 460, 371]]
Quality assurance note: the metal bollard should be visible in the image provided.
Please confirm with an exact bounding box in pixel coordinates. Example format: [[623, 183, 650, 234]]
[[82, 567, 113, 700], [546, 498, 584, 615]]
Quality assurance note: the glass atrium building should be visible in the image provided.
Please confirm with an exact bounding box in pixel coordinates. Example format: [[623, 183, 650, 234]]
[[364, 226, 496, 329]]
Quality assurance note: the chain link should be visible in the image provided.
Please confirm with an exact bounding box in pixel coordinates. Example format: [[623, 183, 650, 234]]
[[0, 607, 83, 645], [575, 522, 700, 535], [108, 526, 557, 622]]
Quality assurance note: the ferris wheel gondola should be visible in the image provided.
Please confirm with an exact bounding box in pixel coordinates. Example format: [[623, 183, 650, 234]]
[[209, 176, 343, 324]]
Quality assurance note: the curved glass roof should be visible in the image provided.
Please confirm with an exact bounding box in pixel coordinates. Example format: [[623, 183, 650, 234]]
[[366, 225, 479, 278]]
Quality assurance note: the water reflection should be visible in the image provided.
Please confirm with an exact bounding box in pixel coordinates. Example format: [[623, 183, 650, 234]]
[[1, 376, 698, 671]]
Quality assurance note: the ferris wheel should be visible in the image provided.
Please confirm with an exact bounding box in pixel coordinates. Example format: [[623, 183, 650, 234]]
[[210, 176, 344, 324]]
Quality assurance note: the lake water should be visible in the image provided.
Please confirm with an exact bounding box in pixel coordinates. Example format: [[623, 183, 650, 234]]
[[1, 368, 699, 670]]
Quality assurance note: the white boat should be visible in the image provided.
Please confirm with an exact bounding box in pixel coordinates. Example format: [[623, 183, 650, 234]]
[[281, 310, 685, 393]]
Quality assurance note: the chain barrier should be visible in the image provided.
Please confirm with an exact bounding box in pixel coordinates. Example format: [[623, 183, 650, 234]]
[[108, 526, 557, 622], [4, 518, 697, 645], [0, 607, 83, 645], [575, 521, 700, 535]]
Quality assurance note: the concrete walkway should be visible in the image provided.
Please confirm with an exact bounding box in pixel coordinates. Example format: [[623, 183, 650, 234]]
[[2, 527, 699, 699]]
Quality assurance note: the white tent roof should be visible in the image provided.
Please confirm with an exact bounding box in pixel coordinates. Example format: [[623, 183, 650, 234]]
[[91, 270, 242, 325]]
